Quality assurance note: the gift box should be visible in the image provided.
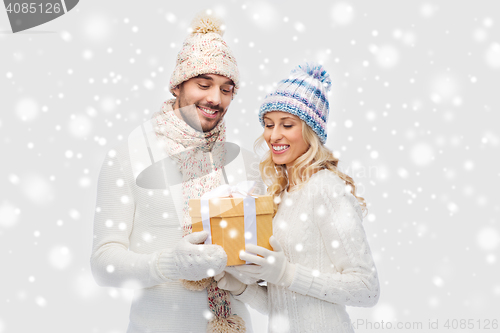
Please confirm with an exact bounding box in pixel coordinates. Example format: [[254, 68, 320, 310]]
[[189, 195, 274, 266]]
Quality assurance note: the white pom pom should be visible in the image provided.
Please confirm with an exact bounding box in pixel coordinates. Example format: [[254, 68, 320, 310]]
[[191, 11, 224, 36], [291, 62, 332, 91]]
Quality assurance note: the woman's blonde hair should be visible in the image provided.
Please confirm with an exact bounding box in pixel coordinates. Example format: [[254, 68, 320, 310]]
[[255, 121, 367, 216]]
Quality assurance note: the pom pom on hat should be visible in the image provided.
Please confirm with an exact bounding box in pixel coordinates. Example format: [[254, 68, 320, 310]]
[[190, 11, 225, 36], [291, 63, 332, 92], [169, 11, 239, 95]]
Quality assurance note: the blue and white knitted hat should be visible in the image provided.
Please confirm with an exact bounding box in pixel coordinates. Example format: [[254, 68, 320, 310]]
[[258, 63, 332, 144]]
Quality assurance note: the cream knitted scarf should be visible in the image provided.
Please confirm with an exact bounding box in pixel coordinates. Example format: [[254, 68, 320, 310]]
[[153, 99, 245, 332]]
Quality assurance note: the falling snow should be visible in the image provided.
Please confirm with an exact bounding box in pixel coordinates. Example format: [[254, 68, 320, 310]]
[[1, 1, 499, 333], [48, 246, 73, 270], [15, 98, 39, 121], [0, 201, 20, 228]]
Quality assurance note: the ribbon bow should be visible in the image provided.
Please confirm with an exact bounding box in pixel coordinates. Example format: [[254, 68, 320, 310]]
[[201, 180, 257, 199]]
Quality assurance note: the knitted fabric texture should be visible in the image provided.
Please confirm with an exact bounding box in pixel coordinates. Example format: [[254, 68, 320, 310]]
[[90, 131, 263, 331], [235, 170, 380, 333], [169, 12, 240, 95], [153, 99, 227, 235], [258, 63, 332, 144], [153, 99, 245, 332]]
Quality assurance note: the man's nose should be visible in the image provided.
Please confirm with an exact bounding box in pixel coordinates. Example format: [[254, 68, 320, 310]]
[[206, 87, 221, 106]]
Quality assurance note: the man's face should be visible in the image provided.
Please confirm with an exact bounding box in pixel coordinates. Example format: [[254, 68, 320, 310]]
[[172, 74, 234, 132]]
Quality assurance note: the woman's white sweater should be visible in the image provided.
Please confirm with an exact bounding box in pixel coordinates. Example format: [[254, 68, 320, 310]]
[[235, 169, 380, 333]]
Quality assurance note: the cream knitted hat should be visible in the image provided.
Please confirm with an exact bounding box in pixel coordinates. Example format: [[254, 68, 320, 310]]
[[169, 12, 240, 95]]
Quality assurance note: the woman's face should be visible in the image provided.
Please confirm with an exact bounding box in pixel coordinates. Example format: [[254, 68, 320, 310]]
[[263, 111, 309, 168]]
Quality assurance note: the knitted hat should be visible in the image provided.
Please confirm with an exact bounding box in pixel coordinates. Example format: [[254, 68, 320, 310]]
[[258, 63, 332, 144], [169, 12, 240, 95]]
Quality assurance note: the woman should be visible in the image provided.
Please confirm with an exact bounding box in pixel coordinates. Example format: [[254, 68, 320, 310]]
[[215, 63, 380, 333]]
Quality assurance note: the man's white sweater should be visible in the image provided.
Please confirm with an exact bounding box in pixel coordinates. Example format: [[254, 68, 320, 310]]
[[91, 142, 263, 333]]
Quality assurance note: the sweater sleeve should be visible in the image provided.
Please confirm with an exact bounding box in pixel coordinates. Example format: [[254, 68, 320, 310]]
[[234, 283, 269, 315], [288, 177, 380, 307], [90, 149, 174, 288]]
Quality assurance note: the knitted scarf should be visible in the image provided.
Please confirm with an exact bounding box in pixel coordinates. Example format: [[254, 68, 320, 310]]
[[153, 99, 245, 332]]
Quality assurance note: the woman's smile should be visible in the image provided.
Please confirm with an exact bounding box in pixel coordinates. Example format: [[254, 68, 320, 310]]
[[264, 111, 309, 168]]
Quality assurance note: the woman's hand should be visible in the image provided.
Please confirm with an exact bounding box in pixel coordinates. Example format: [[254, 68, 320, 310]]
[[224, 266, 260, 285], [236, 236, 296, 287], [214, 271, 247, 296]]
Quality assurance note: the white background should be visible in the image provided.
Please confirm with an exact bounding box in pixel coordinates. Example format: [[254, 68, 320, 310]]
[[1, 1, 499, 332]]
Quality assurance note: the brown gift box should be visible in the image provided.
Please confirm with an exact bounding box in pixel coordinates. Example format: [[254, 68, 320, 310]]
[[189, 195, 274, 266]]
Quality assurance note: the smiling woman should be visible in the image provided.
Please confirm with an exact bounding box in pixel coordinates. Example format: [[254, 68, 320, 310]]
[[215, 63, 378, 333], [262, 112, 309, 169]]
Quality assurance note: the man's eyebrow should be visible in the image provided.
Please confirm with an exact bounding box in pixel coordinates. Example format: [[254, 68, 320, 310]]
[[196, 74, 213, 81], [195, 74, 234, 86]]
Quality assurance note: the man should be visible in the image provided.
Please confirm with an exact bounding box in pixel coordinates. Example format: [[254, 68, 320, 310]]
[[171, 73, 235, 133], [91, 12, 262, 333]]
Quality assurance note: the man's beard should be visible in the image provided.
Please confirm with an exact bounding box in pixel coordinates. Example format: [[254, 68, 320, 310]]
[[175, 93, 224, 132]]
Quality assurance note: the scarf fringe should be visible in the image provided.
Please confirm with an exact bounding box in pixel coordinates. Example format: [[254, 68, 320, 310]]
[[207, 315, 246, 333], [181, 278, 213, 291]]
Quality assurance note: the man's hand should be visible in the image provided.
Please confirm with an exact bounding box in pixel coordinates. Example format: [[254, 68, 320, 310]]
[[172, 231, 227, 281]]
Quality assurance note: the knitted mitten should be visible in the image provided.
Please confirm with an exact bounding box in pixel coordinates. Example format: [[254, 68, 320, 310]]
[[158, 231, 227, 281]]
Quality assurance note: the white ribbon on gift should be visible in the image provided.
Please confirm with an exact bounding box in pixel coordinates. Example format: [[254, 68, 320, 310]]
[[199, 181, 258, 260], [201, 180, 257, 199]]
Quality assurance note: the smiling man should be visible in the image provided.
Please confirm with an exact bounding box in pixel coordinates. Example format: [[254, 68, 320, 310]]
[[91, 12, 263, 333], [171, 73, 235, 132], [166, 12, 240, 135]]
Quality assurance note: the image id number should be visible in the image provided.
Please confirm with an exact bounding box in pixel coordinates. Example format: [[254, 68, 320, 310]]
[[6, 2, 62, 14], [444, 319, 498, 330]]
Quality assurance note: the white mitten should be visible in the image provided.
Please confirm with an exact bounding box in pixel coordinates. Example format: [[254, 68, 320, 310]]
[[224, 266, 260, 285], [214, 271, 247, 295], [237, 236, 295, 287], [159, 231, 227, 281]]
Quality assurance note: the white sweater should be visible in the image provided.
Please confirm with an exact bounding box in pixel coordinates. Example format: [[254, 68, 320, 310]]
[[235, 169, 380, 333], [90, 142, 263, 333]]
